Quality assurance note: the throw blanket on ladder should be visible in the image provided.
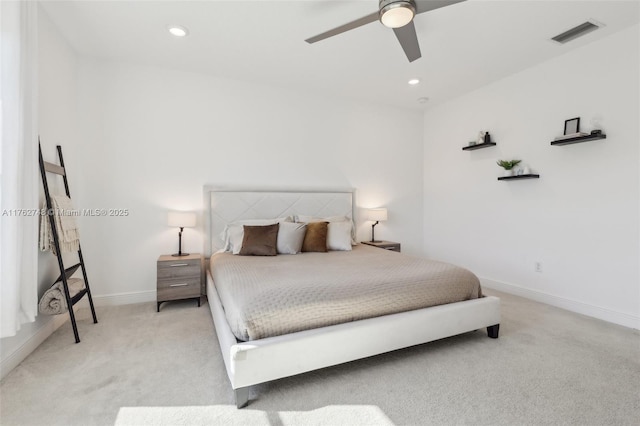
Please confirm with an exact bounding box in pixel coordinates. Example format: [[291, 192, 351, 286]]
[[38, 278, 85, 315], [39, 195, 80, 255]]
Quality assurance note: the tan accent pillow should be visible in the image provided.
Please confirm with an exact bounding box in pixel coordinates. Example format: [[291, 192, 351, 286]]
[[301, 222, 328, 253], [239, 223, 279, 256]]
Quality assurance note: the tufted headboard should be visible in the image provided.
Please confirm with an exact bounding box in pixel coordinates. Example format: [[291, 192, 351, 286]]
[[203, 186, 355, 257]]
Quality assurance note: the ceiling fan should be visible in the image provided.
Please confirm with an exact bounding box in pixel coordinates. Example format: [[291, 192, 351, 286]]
[[305, 0, 466, 62]]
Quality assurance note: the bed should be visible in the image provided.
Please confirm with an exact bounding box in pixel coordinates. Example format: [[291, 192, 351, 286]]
[[203, 186, 500, 408]]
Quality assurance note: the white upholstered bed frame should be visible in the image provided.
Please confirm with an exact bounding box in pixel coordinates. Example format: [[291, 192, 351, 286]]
[[203, 186, 501, 408]]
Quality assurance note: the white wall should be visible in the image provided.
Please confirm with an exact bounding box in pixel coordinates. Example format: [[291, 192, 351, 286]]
[[423, 25, 639, 329], [1, 8, 79, 379], [73, 60, 424, 303]]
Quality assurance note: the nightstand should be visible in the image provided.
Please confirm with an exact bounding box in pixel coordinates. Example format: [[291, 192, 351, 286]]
[[157, 253, 202, 312], [361, 241, 401, 253]]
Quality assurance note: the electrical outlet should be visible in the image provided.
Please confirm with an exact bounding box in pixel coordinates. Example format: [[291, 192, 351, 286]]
[[535, 262, 542, 273]]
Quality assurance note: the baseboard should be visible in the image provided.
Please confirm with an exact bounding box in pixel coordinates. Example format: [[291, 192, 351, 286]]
[[0, 314, 68, 380], [481, 277, 640, 330], [74, 290, 156, 308]]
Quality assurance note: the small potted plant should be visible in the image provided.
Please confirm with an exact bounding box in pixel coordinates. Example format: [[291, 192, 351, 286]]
[[496, 159, 521, 177]]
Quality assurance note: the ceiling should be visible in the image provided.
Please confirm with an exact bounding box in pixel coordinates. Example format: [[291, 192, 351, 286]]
[[40, 0, 639, 110]]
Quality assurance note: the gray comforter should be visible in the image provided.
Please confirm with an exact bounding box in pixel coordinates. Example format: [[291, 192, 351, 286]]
[[211, 245, 481, 341]]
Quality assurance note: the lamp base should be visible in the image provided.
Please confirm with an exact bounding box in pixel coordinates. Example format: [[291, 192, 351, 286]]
[[171, 253, 190, 257], [370, 221, 381, 244]]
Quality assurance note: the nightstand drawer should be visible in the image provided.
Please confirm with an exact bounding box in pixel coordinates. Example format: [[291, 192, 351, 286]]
[[157, 275, 200, 288], [157, 262, 200, 280], [157, 278, 200, 301]]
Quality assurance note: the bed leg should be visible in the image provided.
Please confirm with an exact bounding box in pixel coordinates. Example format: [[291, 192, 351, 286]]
[[487, 324, 500, 339], [235, 387, 249, 409]]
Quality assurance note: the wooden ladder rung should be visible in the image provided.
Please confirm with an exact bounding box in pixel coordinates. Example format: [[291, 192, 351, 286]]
[[43, 161, 65, 176], [71, 288, 88, 306], [53, 262, 82, 284]]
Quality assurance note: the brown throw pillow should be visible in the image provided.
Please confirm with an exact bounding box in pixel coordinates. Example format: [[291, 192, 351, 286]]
[[239, 223, 279, 256], [301, 221, 328, 253]]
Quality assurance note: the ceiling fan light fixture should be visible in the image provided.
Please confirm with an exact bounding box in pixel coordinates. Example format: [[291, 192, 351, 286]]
[[379, 1, 416, 29]]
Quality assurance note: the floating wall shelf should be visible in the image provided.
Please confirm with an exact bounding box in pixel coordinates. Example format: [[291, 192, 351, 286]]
[[462, 142, 496, 151], [497, 174, 540, 181], [550, 134, 606, 146]]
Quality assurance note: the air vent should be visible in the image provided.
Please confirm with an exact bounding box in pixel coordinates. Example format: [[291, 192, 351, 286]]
[[551, 21, 601, 44]]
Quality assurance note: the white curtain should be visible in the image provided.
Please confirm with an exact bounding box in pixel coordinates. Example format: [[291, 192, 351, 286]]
[[0, 1, 39, 338]]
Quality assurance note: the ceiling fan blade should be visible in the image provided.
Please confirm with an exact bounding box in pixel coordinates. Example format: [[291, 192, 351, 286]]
[[305, 12, 379, 44], [415, 0, 467, 15], [393, 21, 421, 62]]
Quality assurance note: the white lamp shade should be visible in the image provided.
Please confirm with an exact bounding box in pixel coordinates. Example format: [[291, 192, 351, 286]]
[[168, 211, 196, 228], [366, 208, 388, 222]]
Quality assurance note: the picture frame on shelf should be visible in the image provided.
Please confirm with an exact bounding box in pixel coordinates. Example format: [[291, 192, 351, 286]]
[[564, 117, 580, 135]]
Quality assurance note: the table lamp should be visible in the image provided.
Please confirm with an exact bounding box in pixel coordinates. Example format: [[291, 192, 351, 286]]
[[168, 211, 196, 257]]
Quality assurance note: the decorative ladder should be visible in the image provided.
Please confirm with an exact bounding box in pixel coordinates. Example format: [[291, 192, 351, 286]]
[[38, 142, 98, 343]]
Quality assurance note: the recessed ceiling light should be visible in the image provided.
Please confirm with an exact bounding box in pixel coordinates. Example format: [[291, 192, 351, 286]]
[[417, 97, 429, 104], [408, 78, 420, 85], [168, 26, 189, 37]]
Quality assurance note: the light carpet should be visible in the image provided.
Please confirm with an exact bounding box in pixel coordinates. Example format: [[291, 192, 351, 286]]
[[0, 290, 638, 425]]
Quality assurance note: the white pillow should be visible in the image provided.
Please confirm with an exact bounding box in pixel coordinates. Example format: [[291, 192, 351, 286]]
[[221, 217, 290, 254], [327, 221, 353, 251], [277, 222, 307, 254]]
